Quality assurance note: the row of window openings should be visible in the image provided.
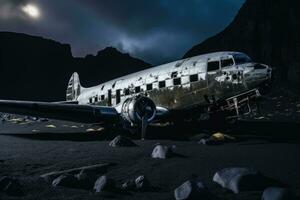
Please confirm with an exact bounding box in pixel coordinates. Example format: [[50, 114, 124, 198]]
[[89, 74, 200, 103], [207, 58, 234, 72]]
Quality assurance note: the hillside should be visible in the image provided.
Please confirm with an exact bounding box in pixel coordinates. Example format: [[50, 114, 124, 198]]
[[184, 0, 300, 89], [0, 32, 150, 101]]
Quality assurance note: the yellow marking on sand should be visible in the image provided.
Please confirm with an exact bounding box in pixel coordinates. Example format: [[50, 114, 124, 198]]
[[45, 124, 56, 128], [212, 132, 235, 141]]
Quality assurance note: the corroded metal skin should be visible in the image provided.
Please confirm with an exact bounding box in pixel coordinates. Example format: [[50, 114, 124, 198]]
[[69, 51, 272, 114]]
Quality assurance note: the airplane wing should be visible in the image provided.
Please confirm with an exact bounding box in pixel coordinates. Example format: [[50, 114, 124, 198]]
[[0, 100, 118, 124]]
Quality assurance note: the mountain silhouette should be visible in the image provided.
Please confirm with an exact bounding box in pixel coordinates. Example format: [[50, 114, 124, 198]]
[[184, 0, 300, 89], [0, 32, 150, 101]]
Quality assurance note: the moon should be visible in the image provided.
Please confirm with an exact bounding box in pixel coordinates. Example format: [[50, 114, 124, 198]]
[[21, 4, 40, 19]]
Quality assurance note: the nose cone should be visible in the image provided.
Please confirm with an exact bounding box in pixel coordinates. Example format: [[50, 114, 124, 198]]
[[259, 64, 273, 94]]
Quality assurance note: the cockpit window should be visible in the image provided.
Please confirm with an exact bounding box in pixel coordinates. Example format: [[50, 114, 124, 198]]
[[233, 54, 252, 65], [207, 61, 220, 72], [221, 58, 234, 68]]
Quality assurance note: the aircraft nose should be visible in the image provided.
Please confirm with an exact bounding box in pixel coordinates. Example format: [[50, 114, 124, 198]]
[[260, 64, 273, 94]]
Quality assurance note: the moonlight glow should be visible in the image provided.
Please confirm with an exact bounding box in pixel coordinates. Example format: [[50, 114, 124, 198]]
[[21, 4, 40, 19]]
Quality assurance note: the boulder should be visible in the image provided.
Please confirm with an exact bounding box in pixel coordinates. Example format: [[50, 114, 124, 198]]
[[109, 135, 137, 147], [93, 175, 114, 193], [151, 144, 174, 159], [52, 174, 78, 188], [213, 167, 275, 193], [262, 187, 298, 200], [174, 178, 210, 200]]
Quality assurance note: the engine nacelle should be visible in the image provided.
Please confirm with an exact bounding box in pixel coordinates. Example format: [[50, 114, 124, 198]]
[[121, 96, 156, 125]]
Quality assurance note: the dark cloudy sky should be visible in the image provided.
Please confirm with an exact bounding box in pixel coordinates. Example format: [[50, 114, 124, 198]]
[[0, 0, 245, 64]]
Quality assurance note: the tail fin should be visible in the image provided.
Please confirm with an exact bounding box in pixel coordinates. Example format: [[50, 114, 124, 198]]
[[66, 72, 83, 101]]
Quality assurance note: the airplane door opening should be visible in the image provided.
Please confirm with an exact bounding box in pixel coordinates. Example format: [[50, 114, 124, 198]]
[[108, 89, 112, 106], [116, 89, 121, 104]]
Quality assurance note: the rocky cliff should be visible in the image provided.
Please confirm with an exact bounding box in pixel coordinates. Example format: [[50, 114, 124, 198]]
[[184, 0, 300, 89], [0, 32, 150, 101]]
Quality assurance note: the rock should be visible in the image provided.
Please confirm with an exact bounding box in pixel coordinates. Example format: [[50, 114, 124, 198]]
[[174, 178, 210, 200], [1, 178, 24, 196], [121, 175, 149, 191], [93, 175, 114, 193], [52, 174, 78, 188], [151, 144, 174, 159], [213, 167, 274, 193], [135, 175, 149, 190], [41, 163, 110, 183], [109, 135, 137, 147], [262, 187, 298, 200]]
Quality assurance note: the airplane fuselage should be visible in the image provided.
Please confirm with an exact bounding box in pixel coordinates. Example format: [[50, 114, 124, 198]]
[[69, 52, 272, 114]]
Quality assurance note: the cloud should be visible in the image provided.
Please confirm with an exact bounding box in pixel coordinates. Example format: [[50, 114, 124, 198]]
[[0, 0, 29, 19], [0, 0, 246, 64]]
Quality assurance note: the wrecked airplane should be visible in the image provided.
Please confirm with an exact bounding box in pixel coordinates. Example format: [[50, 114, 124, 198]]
[[0, 52, 272, 138]]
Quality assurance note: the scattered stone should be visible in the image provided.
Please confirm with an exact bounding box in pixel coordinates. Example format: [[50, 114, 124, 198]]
[[262, 187, 298, 200], [93, 175, 114, 193], [45, 124, 56, 128], [52, 174, 78, 187], [213, 167, 275, 193], [41, 163, 110, 183], [86, 128, 96, 132], [174, 178, 210, 200], [151, 144, 174, 159], [109, 135, 137, 147], [135, 175, 149, 190], [121, 175, 149, 191]]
